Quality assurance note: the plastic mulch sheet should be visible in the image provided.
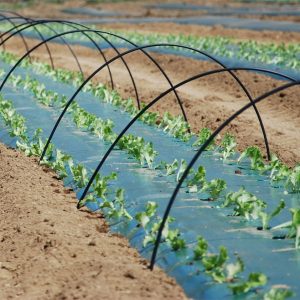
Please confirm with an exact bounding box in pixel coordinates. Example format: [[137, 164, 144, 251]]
[[0, 61, 299, 299], [16, 31, 300, 82]]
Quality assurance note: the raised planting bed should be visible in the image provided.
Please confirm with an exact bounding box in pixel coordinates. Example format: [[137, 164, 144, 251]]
[[0, 50, 299, 300]]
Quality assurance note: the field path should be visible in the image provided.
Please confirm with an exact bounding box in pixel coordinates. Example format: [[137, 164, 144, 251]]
[[0, 143, 187, 300]]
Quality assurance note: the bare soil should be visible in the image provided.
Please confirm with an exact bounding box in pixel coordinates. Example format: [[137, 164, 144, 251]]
[[100, 23, 300, 44], [0, 143, 187, 300], [17, 0, 300, 25], [2, 36, 300, 166], [15, 0, 300, 44]]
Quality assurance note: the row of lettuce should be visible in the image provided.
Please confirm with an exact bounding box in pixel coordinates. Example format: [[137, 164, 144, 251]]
[[1, 22, 299, 72], [1, 50, 299, 247], [0, 52, 298, 299]]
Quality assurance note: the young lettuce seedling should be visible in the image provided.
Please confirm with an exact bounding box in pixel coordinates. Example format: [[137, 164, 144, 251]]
[[202, 246, 228, 283], [238, 146, 265, 171], [193, 127, 215, 150], [201, 178, 227, 199], [193, 236, 208, 260], [223, 187, 266, 220], [285, 165, 300, 193], [42, 149, 72, 179], [176, 159, 188, 182], [92, 172, 117, 199], [272, 208, 300, 248], [220, 133, 237, 160], [69, 161, 89, 188], [267, 154, 290, 182], [17, 128, 54, 161], [187, 165, 206, 190], [228, 272, 267, 295], [263, 286, 294, 300], [258, 199, 285, 230], [135, 201, 158, 228], [161, 159, 179, 176]]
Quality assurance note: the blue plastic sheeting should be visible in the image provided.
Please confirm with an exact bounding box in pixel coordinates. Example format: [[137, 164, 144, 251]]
[[61, 7, 125, 18], [146, 3, 300, 17], [0, 62, 300, 299], [11, 31, 300, 82], [69, 15, 300, 32]]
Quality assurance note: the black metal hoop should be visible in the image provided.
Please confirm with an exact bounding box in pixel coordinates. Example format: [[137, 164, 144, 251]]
[[149, 79, 299, 270]]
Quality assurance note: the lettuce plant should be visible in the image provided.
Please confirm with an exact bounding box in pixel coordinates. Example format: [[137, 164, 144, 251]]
[[193, 127, 215, 150], [228, 272, 268, 295], [285, 165, 300, 193], [220, 133, 237, 160], [258, 200, 285, 230], [272, 208, 300, 248], [69, 161, 89, 188], [92, 172, 117, 199], [223, 188, 266, 220], [238, 146, 265, 171], [201, 179, 227, 199], [263, 286, 294, 300]]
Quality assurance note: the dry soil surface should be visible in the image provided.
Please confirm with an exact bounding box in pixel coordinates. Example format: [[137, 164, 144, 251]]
[[18, 0, 300, 24], [3, 36, 300, 166], [0, 143, 187, 300]]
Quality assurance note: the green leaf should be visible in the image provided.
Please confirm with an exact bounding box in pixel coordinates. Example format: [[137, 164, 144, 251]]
[[193, 236, 208, 260], [201, 178, 227, 199], [193, 127, 215, 149], [228, 272, 267, 295], [176, 159, 187, 182], [263, 286, 294, 300]]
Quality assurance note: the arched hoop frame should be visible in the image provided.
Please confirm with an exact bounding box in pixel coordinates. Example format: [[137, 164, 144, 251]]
[[37, 42, 296, 172], [0, 18, 139, 106], [148, 77, 299, 269], [0, 19, 298, 271], [1, 19, 273, 137], [75, 65, 296, 203]]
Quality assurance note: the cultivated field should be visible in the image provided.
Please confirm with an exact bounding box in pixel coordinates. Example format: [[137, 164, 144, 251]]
[[0, 1, 299, 299]]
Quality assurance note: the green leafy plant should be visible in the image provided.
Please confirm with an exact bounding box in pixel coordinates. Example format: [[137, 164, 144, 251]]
[[159, 112, 191, 141], [100, 188, 132, 220], [220, 133, 237, 160], [176, 159, 187, 182], [201, 178, 227, 199], [272, 208, 300, 248], [193, 236, 208, 260], [285, 165, 300, 193], [263, 286, 294, 300], [187, 165, 206, 189], [258, 200, 285, 230], [69, 161, 89, 188], [161, 159, 179, 176], [267, 154, 290, 182], [92, 172, 117, 199], [135, 201, 158, 228], [0, 96, 27, 141], [42, 149, 72, 179], [238, 146, 265, 170], [202, 246, 228, 283], [223, 187, 266, 220], [17, 128, 54, 160], [228, 272, 268, 295], [193, 127, 215, 150]]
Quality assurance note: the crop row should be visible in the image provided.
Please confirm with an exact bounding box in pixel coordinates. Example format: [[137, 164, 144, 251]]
[[1, 22, 299, 71], [0, 89, 295, 300], [1, 51, 299, 232]]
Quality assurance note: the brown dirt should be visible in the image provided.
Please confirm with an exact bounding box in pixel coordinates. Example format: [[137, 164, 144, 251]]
[[2, 36, 300, 166], [100, 22, 300, 44], [0, 143, 187, 300], [17, 0, 300, 25], [15, 0, 300, 44]]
